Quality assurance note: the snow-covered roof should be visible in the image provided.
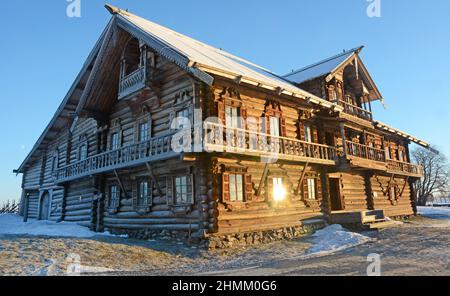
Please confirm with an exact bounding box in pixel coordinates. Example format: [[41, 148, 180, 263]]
[[283, 47, 363, 84], [108, 5, 339, 110]]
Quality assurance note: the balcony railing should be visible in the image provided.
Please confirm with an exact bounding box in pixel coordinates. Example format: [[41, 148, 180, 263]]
[[118, 67, 146, 100], [339, 99, 372, 121], [346, 141, 385, 162], [53, 133, 176, 183], [345, 141, 424, 177], [204, 122, 338, 164], [387, 159, 424, 177]]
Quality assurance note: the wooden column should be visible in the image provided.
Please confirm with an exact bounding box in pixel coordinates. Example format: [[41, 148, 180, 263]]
[[340, 123, 347, 157]]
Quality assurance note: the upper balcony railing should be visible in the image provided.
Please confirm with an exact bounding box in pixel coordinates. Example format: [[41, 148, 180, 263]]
[[53, 133, 176, 183], [345, 140, 424, 177], [118, 66, 146, 100], [338, 99, 373, 121], [345, 140, 385, 162], [386, 159, 424, 177], [205, 122, 338, 165]]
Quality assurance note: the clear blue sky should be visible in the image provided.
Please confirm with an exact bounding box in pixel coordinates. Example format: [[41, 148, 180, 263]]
[[1, 0, 449, 203]]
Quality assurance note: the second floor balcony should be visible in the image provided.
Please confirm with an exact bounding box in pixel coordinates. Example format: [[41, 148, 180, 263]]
[[338, 99, 373, 121], [118, 66, 146, 100], [345, 140, 423, 177]]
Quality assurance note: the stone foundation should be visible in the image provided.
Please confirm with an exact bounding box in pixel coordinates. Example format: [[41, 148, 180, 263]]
[[106, 220, 327, 249], [206, 220, 327, 249]]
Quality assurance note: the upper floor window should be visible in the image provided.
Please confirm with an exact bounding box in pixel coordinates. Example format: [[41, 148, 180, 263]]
[[399, 150, 404, 162], [225, 106, 240, 129], [385, 146, 391, 159], [304, 125, 312, 143], [332, 90, 338, 103], [139, 122, 150, 142], [111, 132, 120, 150], [79, 144, 88, 161], [51, 150, 59, 172], [269, 116, 280, 137]]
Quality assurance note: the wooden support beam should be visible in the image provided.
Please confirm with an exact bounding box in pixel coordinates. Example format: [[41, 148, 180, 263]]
[[113, 170, 127, 197], [146, 162, 163, 197], [387, 173, 395, 189], [256, 163, 270, 197], [295, 162, 309, 195], [399, 176, 410, 197]]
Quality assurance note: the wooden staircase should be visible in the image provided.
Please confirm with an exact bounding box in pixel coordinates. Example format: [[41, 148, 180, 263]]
[[330, 210, 397, 230]]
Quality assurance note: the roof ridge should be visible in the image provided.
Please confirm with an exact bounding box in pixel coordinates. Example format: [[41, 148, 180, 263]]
[[284, 46, 364, 78]]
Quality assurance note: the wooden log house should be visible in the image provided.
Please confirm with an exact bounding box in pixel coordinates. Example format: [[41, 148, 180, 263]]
[[15, 5, 430, 246]]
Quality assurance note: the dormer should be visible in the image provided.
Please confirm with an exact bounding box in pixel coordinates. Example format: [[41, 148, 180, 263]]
[[118, 37, 156, 100], [284, 46, 383, 122]]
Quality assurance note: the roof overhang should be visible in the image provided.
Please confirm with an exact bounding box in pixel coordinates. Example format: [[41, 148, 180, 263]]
[[374, 121, 435, 152]]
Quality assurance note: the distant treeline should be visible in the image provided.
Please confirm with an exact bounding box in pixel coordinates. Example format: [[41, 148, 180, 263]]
[[0, 200, 19, 214]]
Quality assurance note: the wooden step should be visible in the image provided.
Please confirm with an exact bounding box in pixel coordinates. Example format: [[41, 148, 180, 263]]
[[368, 220, 397, 229]]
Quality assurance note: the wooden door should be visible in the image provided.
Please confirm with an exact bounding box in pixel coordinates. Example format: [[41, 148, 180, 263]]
[[39, 193, 50, 220], [329, 178, 344, 211]]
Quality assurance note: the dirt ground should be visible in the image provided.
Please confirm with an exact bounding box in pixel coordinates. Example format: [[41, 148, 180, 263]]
[[0, 216, 448, 276]]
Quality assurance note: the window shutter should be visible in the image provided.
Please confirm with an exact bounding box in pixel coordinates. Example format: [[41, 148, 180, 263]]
[[188, 174, 195, 205], [217, 101, 225, 124], [298, 122, 306, 141], [313, 127, 319, 143], [280, 117, 287, 137], [245, 175, 253, 202], [132, 182, 138, 209], [303, 178, 309, 200], [222, 173, 231, 202], [147, 179, 154, 207], [166, 177, 174, 205], [316, 177, 322, 200], [240, 108, 247, 129], [265, 115, 271, 135]]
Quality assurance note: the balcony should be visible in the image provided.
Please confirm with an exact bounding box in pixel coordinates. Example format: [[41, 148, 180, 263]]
[[345, 140, 424, 177], [386, 159, 424, 178], [118, 66, 146, 100], [204, 122, 338, 165], [53, 133, 176, 183], [338, 99, 373, 121]]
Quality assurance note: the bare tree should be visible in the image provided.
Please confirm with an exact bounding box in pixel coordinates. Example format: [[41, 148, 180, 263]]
[[412, 146, 449, 206]]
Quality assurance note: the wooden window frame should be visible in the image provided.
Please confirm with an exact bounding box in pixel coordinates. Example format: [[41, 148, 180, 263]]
[[133, 177, 153, 214], [107, 184, 120, 214], [221, 166, 253, 204], [78, 142, 88, 161], [167, 174, 195, 206], [51, 150, 59, 172], [135, 113, 152, 143]]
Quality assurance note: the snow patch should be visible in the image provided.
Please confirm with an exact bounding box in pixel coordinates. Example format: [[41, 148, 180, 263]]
[[307, 224, 373, 256], [418, 207, 450, 220], [0, 214, 127, 238]]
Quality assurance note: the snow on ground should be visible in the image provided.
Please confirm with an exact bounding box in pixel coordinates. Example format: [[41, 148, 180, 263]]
[[0, 214, 125, 238], [417, 206, 450, 220], [306, 224, 373, 256]]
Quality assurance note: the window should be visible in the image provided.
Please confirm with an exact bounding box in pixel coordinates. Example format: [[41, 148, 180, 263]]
[[51, 151, 59, 172], [272, 177, 287, 201], [399, 150, 404, 162], [332, 90, 338, 103], [111, 132, 120, 150], [177, 108, 190, 120], [304, 125, 312, 143], [307, 179, 317, 200], [385, 146, 391, 159], [139, 122, 150, 142], [138, 181, 149, 207], [109, 185, 120, 209], [229, 174, 244, 202], [269, 116, 280, 137], [225, 106, 240, 129], [174, 176, 192, 205], [79, 144, 88, 161]]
